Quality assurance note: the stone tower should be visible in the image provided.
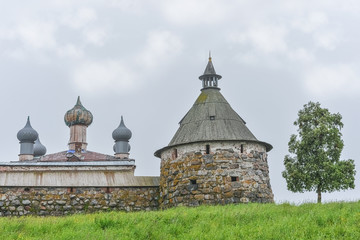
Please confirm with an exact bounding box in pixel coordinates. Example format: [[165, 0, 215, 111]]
[[155, 56, 274, 208]]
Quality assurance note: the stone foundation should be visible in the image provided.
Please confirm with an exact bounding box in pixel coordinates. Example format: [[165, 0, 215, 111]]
[[159, 141, 274, 208], [0, 187, 159, 216]]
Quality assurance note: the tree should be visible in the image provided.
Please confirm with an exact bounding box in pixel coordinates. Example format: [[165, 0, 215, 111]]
[[282, 101, 355, 203]]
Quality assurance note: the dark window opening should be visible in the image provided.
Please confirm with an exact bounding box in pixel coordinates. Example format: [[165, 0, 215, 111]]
[[206, 144, 210, 154], [231, 176, 239, 182], [68, 187, 75, 193], [106, 187, 111, 193], [24, 187, 30, 192], [210, 116, 215, 120], [190, 179, 197, 185], [240, 144, 244, 153], [172, 148, 178, 159]]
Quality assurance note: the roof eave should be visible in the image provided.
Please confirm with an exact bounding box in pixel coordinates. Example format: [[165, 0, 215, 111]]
[[154, 139, 273, 158]]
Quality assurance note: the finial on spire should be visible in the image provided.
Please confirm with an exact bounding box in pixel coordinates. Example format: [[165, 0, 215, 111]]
[[76, 96, 81, 106], [199, 54, 222, 90]]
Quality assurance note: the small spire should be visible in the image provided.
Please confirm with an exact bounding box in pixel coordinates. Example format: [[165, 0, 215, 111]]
[[198, 54, 222, 90], [120, 116, 124, 126], [76, 96, 82, 106], [25, 116, 31, 127]]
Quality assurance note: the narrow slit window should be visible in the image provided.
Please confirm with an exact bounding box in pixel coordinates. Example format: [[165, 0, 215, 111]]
[[106, 187, 111, 193], [174, 149, 178, 158], [206, 144, 210, 154], [240, 144, 244, 153], [190, 179, 197, 185], [231, 176, 239, 182]]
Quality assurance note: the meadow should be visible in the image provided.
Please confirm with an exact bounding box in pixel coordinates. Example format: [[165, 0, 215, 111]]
[[1, 202, 360, 239]]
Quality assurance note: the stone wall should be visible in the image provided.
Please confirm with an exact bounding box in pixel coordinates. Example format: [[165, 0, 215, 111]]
[[0, 186, 159, 216], [159, 141, 274, 208]]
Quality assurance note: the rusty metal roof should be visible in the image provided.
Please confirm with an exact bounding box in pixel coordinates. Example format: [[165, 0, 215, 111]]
[[38, 150, 124, 162]]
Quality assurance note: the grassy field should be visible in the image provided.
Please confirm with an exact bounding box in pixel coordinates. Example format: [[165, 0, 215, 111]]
[[0, 202, 360, 240]]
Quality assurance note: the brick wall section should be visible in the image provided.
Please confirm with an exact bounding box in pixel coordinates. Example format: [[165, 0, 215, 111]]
[[0, 187, 159, 216], [160, 142, 274, 208]]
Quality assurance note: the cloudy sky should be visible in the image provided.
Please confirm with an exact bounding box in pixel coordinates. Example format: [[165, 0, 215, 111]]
[[1, 0, 360, 203]]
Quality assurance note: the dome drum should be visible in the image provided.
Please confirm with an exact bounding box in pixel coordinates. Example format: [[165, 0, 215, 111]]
[[114, 141, 131, 154], [19, 142, 35, 155]]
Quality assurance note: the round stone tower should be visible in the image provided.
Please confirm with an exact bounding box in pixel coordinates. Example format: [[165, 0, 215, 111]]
[[155, 56, 274, 208]]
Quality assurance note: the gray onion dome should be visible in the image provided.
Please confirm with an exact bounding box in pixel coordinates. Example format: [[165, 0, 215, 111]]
[[17, 116, 38, 143], [34, 137, 47, 157], [64, 96, 93, 127], [112, 116, 132, 141]]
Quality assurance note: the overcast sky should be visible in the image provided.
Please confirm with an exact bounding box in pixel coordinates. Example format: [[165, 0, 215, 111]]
[[1, 0, 360, 203]]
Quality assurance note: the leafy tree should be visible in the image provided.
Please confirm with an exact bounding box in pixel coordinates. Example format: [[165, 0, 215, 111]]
[[282, 101, 355, 203]]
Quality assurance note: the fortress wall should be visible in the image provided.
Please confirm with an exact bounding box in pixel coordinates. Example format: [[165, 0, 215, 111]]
[[0, 186, 159, 216], [160, 141, 274, 208]]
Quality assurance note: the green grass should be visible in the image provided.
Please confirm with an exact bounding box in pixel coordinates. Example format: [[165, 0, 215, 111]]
[[1, 202, 360, 239]]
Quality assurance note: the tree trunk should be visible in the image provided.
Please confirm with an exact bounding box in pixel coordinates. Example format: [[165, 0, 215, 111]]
[[317, 187, 322, 204]]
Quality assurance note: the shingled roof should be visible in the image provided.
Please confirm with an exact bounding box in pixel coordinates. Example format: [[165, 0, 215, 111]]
[[169, 88, 257, 143]]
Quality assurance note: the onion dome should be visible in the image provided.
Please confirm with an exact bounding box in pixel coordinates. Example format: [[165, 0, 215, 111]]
[[34, 137, 47, 157], [17, 116, 38, 143], [112, 116, 132, 141], [64, 96, 93, 127]]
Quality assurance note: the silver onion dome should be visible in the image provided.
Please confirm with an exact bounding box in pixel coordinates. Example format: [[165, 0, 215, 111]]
[[34, 137, 47, 157], [17, 116, 38, 143], [112, 116, 132, 141]]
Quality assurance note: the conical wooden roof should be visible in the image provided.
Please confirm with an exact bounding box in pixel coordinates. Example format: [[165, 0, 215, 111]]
[[167, 88, 261, 146]]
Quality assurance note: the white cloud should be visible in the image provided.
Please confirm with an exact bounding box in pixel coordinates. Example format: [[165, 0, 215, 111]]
[[313, 31, 340, 50], [16, 21, 57, 49], [108, 0, 145, 14], [73, 60, 138, 94], [304, 65, 360, 97], [292, 11, 328, 33], [57, 44, 83, 58], [160, 0, 229, 25], [62, 8, 97, 29], [83, 28, 107, 46], [6, 48, 27, 61], [138, 30, 183, 68], [288, 48, 315, 63], [229, 25, 288, 54]]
